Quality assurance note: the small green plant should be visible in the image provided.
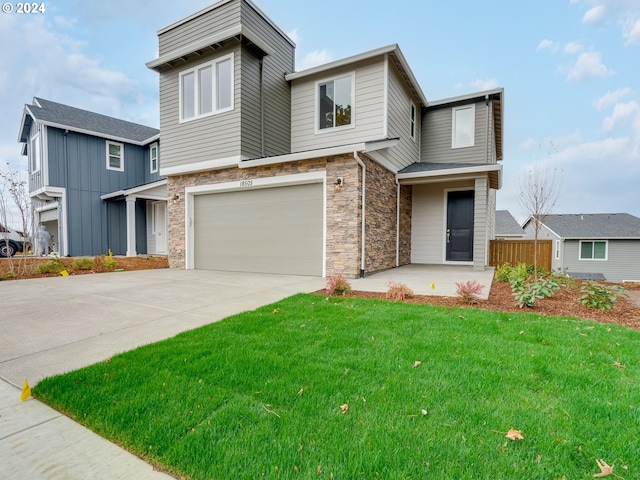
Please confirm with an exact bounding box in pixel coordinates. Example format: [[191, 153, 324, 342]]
[[511, 277, 559, 308], [104, 249, 117, 270], [1, 271, 17, 281], [495, 262, 529, 283], [34, 257, 65, 275], [72, 258, 94, 270], [386, 281, 414, 301], [326, 273, 352, 296], [455, 280, 485, 304], [579, 281, 626, 311]]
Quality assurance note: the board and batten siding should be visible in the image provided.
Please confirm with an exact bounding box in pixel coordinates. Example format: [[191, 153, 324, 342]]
[[421, 99, 492, 164], [385, 59, 421, 170], [560, 240, 640, 282], [290, 57, 386, 153], [159, 45, 242, 170], [158, 0, 241, 56]]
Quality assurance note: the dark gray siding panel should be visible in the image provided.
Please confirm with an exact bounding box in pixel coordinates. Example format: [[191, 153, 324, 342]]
[[107, 200, 126, 255], [421, 100, 490, 164], [136, 200, 148, 254]]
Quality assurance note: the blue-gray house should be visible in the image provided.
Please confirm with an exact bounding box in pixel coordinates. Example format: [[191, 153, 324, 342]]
[[18, 98, 167, 257]]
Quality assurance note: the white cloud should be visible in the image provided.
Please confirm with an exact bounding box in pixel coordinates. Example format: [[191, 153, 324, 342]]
[[624, 17, 640, 45], [593, 87, 631, 111], [563, 41, 584, 54], [583, 5, 607, 25], [566, 50, 614, 82], [469, 79, 498, 91], [287, 28, 299, 45], [297, 49, 333, 71], [536, 39, 559, 52], [602, 101, 640, 131]]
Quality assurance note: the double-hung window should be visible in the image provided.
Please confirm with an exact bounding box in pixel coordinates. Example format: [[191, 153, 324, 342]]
[[579, 240, 607, 260], [180, 53, 234, 122], [30, 132, 41, 173], [106, 141, 124, 171], [452, 104, 475, 148], [410, 102, 417, 141], [317, 73, 354, 131], [150, 143, 158, 174]]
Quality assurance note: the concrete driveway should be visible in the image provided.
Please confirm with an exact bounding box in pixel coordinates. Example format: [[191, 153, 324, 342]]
[[0, 269, 325, 479]]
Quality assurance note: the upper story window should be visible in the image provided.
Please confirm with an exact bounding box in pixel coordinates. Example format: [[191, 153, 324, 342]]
[[410, 102, 417, 141], [452, 104, 475, 148], [580, 240, 607, 260], [555, 240, 561, 260], [180, 53, 234, 122], [106, 141, 124, 172], [150, 143, 158, 173], [317, 73, 354, 132], [29, 131, 41, 173]]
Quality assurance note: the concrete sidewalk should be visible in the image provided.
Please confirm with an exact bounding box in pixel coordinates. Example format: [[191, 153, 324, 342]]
[[0, 269, 325, 479]]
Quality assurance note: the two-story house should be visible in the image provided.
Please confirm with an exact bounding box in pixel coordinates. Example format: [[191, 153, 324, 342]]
[[18, 98, 167, 257], [146, 0, 503, 278]]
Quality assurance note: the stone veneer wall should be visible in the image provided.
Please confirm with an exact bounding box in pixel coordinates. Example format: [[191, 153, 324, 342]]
[[166, 154, 363, 277], [398, 184, 412, 265]]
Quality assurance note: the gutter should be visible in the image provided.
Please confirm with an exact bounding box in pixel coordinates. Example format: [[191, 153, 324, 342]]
[[396, 177, 400, 267], [353, 151, 366, 278]]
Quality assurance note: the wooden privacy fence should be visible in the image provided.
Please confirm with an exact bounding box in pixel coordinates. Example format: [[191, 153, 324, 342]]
[[489, 239, 553, 270]]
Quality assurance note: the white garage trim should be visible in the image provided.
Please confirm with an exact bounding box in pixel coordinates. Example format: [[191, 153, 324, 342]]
[[184, 171, 327, 274]]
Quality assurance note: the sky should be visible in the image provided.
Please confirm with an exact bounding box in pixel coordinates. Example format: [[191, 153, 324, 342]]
[[1, 0, 639, 227]]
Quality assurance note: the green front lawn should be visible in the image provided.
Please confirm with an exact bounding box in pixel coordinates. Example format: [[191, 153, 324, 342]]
[[35, 294, 640, 479]]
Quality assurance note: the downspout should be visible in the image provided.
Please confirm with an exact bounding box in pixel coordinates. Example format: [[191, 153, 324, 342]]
[[353, 151, 366, 277], [396, 177, 400, 267], [259, 57, 265, 157]]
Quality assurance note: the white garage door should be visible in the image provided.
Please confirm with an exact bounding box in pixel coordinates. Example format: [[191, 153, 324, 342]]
[[193, 183, 323, 276]]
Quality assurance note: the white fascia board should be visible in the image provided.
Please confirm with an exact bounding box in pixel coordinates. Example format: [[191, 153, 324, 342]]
[[30, 185, 65, 200], [428, 88, 504, 108], [160, 156, 242, 176], [397, 164, 502, 182], [563, 236, 640, 240], [147, 24, 274, 71], [238, 139, 398, 169], [142, 133, 161, 145], [30, 119, 152, 146], [100, 179, 168, 201], [17, 108, 32, 142]]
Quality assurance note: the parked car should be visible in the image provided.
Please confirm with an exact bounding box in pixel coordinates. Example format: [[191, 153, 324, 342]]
[[0, 223, 27, 257]]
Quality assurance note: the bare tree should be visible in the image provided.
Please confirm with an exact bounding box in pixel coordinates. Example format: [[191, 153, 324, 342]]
[[0, 166, 32, 276], [519, 153, 562, 281]]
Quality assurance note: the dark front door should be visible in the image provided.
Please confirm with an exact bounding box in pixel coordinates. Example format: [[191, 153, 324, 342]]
[[446, 190, 474, 262]]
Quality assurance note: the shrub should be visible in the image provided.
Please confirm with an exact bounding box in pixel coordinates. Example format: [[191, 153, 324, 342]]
[[34, 257, 65, 275], [104, 249, 117, 269], [386, 281, 414, 301], [495, 262, 529, 283], [94, 250, 117, 272], [511, 277, 560, 308], [579, 281, 626, 311], [326, 273, 352, 296], [455, 280, 485, 304], [72, 258, 94, 270]]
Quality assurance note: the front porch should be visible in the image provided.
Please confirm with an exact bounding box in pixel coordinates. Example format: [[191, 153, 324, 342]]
[[350, 264, 495, 299]]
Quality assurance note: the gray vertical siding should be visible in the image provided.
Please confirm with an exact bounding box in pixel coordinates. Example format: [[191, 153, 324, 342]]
[[290, 57, 386, 152], [386, 59, 421, 169], [421, 99, 490, 164], [45, 127, 159, 256]]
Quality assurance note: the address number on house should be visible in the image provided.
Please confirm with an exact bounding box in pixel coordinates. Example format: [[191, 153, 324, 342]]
[[239, 180, 253, 187]]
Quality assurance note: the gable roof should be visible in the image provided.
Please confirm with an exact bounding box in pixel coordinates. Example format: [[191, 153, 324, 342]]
[[18, 98, 159, 146], [285, 44, 428, 107], [495, 210, 524, 236], [529, 213, 640, 239]]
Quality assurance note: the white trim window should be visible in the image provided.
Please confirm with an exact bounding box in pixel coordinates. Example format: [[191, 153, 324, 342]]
[[579, 240, 607, 260], [179, 53, 234, 122], [29, 131, 41, 173], [452, 104, 475, 148], [555, 240, 561, 260], [316, 73, 354, 132], [410, 102, 417, 141], [106, 141, 124, 172], [150, 143, 158, 174]]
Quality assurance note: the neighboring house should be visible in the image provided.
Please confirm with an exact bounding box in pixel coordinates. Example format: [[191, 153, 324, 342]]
[[145, 0, 504, 277], [523, 213, 640, 282], [494, 210, 525, 239], [18, 98, 167, 257]]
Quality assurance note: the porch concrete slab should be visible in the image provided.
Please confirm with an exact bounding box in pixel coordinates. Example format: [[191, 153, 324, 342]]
[[350, 264, 495, 299]]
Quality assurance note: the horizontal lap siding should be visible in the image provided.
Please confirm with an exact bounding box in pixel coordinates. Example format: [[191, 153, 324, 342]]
[[386, 61, 420, 170], [421, 100, 488, 164], [562, 240, 640, 282], [290, 58, 385, 152], [159, 45, 242, 170]]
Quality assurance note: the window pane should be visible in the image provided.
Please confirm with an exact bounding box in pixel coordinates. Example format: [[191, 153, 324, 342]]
[[198, 66, 213, 115], [410, 104, 416, 138], [454, 107, 474, 147], [581, 241, 593, 259], [181, 72, 195, 119], [319, 81, 334, 129], [216, 58, 232, 110], [334, 76, 352, 127], [594, 241, 606, 259], [109, 156, 121, 169], [109, 143, 120, 156]]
